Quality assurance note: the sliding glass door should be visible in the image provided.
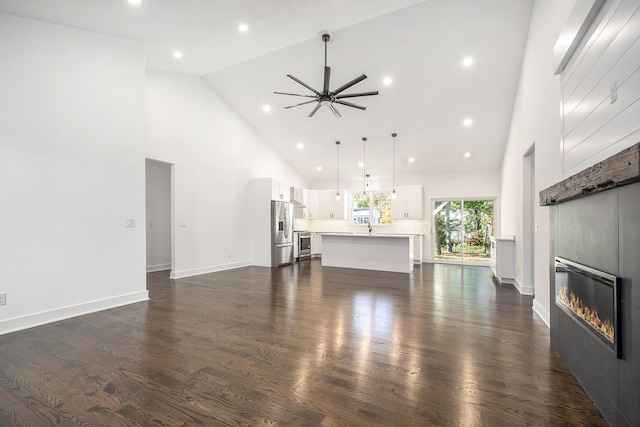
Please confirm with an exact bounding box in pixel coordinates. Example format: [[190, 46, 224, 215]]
[[433, 199, 494, 264]]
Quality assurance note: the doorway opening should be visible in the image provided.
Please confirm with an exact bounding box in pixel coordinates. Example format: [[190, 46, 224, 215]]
[[432, 199, 495, 265], [145, 159, 173, 275]]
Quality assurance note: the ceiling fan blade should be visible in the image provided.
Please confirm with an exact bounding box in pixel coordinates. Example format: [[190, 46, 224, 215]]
[[329, 104, 342, 118], [308, 103, 322, 117], [335, 90, 379, 99], [287, 74, 321, 96], [331, 74, 367, 96], [274, 91, 316, 98], [334, 99, 366, 110], [285, 100, 317, 109], [323, 66, 331, 93]]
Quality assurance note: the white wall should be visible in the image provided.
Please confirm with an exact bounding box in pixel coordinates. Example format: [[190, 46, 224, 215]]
[[0, 14, 148, 334], [561, 0, 640, 177], [144, 70, 306, 278], [500, 0, 576, 326], [145, 159, 172, 272]]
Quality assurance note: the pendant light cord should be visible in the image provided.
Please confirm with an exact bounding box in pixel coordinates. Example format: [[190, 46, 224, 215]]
[[362, 137, 367, 194], [335, 141, 340, 196], [392, 133, 397, 194]]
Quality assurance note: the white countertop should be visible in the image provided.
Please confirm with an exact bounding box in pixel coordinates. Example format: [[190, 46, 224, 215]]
[[491, 236, 515, 241], [318, 232, 420, 237]]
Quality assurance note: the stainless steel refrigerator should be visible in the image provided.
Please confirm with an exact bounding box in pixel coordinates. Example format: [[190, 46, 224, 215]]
[[271, 200, 294, 266]]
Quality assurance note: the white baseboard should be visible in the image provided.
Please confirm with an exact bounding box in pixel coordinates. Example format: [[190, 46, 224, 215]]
[[146, 263, 171, 272], [0, 290, 149, 336], [532, 299, 551, 328], [170, 260, 251, 279], [515, 278, 534, 295]]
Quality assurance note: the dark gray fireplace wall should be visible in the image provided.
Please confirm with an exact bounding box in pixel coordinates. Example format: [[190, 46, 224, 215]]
[[550, 182, 640, 427]]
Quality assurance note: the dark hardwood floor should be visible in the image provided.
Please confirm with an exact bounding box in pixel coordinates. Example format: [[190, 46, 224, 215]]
[[0, 260, 607, 426]]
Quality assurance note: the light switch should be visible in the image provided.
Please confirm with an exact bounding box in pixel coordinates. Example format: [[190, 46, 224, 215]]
[[179, 221, 188, 227], [125, 218, 136, 228]]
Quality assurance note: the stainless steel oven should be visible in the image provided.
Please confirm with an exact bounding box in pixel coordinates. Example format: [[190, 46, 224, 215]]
[[298, 232, 311, 259]]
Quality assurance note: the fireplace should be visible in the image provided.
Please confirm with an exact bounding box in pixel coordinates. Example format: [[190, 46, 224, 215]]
[[555, 257, 620, 358]]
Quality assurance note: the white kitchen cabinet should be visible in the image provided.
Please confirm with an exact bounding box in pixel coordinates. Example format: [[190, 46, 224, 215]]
[[392, 185, 423, 219], [318, 189, 348, 219], [311, 233, 322, 256], [271, 180, 290, 202], [413, 235, 423, 264], [490, 237, 515, 284], [309, 190, 320, 219]]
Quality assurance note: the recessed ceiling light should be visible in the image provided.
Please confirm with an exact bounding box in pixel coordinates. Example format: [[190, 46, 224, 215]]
[[317, 166, 323, 171], [262, 104, 271, 113], [383, 76, 393, 86], [238, 23, 249, 32], [128, 0, 141, 5], [297, 143, 304, 150], [463, 57, 473, 67], [173, 51, 183, 59], [358, 162, 364, 168], [408, 157, 415, 163], [463, 118, 473, 127], [464, 152, 472, 158]]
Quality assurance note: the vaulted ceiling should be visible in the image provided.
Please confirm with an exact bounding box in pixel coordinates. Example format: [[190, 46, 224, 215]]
[[0, 0, 535, 183]]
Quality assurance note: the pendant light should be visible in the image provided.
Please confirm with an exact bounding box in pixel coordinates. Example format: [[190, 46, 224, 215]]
[[362, 137, 367, 195], [335, 141, 341, 201], [391, 132, 398, 199]]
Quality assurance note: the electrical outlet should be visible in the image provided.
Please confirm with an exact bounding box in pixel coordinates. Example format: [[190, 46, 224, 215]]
[[0, 292, 6, 306], [228, 252, 232, 258]]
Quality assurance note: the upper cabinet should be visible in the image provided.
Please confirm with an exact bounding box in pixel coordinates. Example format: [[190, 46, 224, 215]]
[[391, 185, 423, 219], [318, 189, 349, 219], [271, 180, 290, 202], [309, 189, 320, 219]]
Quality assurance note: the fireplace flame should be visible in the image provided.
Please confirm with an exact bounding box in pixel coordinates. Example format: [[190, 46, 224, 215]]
[[557, 285, 614, 343]]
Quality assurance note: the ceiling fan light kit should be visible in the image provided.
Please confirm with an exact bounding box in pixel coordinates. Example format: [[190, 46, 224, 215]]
[[274, 34, 379, 118]]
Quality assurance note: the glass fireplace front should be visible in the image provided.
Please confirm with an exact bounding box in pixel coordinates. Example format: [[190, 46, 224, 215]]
[[555, 256, 620, 358]]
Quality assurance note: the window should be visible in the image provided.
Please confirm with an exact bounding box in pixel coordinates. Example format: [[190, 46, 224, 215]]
[[352, 192, 392, 225], [433, 199, 494, 263]]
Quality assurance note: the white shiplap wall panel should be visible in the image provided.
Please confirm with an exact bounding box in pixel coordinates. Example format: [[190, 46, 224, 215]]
[[564, 8, 640, 134], [564, 89, 640, 171], [564, 63, 640, 155], [562, 0, 625, 101], [565, 128, 640, 177], [561, 0, 640, 177], [564, 34, 640, 135], [563, 0, 639, 116]]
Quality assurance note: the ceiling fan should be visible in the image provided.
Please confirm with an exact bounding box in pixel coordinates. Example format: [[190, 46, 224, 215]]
[[274, 33, 379, 118]]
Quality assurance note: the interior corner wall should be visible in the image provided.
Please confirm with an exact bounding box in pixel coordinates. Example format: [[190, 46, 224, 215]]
[[500, 0, 575, 326], [144, 69, 306, 278], [0, 14, 148, 335], [145, 159, 172, 272]]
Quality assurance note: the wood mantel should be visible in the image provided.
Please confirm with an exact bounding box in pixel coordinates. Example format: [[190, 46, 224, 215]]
[[539, 142, 640, 206]]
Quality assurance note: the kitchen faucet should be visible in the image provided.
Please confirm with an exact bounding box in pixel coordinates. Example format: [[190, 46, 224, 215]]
[[368, 222, 372, 234]]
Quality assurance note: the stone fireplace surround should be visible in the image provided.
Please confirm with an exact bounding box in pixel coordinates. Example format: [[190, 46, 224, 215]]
[[541, 143, 640, 426]]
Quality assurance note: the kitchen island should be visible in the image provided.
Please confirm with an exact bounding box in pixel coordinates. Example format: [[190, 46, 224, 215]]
[[321, 233, 414, 273]]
